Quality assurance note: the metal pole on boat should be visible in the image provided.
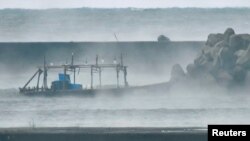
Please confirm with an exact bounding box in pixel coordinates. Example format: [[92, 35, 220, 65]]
[[71, 52, 74, 65], [37, 69, 42, 91], [71, 52, 76, 84], [74, 68, 76, 84], [116, 66, 119, 88], [96, 55, 99, 66], [114, 33, 119, 42], [99, 67, 102, 88], [91, 65, 93, 89], [22, 69, 40, 90], [71, 52, 75, 84], [120, 53, 123, 67], [43, 56, 48, 91], [124, 66, 128, 87], [63, 66, 67, 90]]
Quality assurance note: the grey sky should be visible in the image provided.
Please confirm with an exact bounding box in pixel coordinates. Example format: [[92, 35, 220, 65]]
[[0, 0, 250, 9]]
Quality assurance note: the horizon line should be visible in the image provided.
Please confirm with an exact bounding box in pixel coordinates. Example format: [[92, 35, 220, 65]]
[[1, 6, 250, 10]]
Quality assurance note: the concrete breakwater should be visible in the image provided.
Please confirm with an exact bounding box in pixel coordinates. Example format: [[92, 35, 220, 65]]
[[0, 41, 204, 88], [0, 41, 204, 69]]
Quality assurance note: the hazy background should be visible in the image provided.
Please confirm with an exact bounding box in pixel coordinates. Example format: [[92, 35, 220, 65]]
[[1, 0, 250, 9], [1, 1, 250, 128], [0, 8, 250, 41]]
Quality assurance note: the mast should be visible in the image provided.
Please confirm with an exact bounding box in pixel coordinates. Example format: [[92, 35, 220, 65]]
[[63, 66, 67, 90], [91, 65, 93, 89], [96, 55, 98, 66], [114, 33, 119, 42], [116, 66, 119, 88], [99, 67, 102, 88], [124, 66, 128, 87], [36, 69, 42, 91], [71, 52, 75, 84], [43, 56, 48, 90], [120, 53, 123, 67]]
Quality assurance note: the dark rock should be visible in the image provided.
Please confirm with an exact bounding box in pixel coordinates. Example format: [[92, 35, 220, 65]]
[[232, 66, 247, 83], [236, 46, 250, 69], [224, 28, 235, 41], [170, 28, 250, 88], [245, 71, 250, 85], [194, 54, 207, 66], [186, 63, 202, 78], [186, 63, 195, 74], [238, 34, 250, 42], [206, 33, 224, 47], [170, 64, 185, 82], [210, 41, 225, 60], [157, 35, 170, 42], [234, 49, 246, 58], [202, 73, 216, 84], [219, 47, 236, 70], [238, 34, 250, 49], [229, 35, 244, 51], [216, 70, 233, 86]]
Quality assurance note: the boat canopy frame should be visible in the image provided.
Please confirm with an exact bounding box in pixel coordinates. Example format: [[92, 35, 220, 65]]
[[20, 54, 128, 93]]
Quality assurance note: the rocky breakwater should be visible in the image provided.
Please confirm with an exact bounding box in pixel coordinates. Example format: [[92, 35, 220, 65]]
[[170, 28, 250, 88]]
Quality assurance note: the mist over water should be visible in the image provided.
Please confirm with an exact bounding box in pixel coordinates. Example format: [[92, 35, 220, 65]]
[[1, 85, 250, 128], [0, 41, 200, 89], [1, 46, 250, 127]]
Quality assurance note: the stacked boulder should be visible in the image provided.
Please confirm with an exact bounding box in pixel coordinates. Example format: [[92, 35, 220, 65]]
[[171, 28, 250, 87], [157, 35, 171, 42]]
